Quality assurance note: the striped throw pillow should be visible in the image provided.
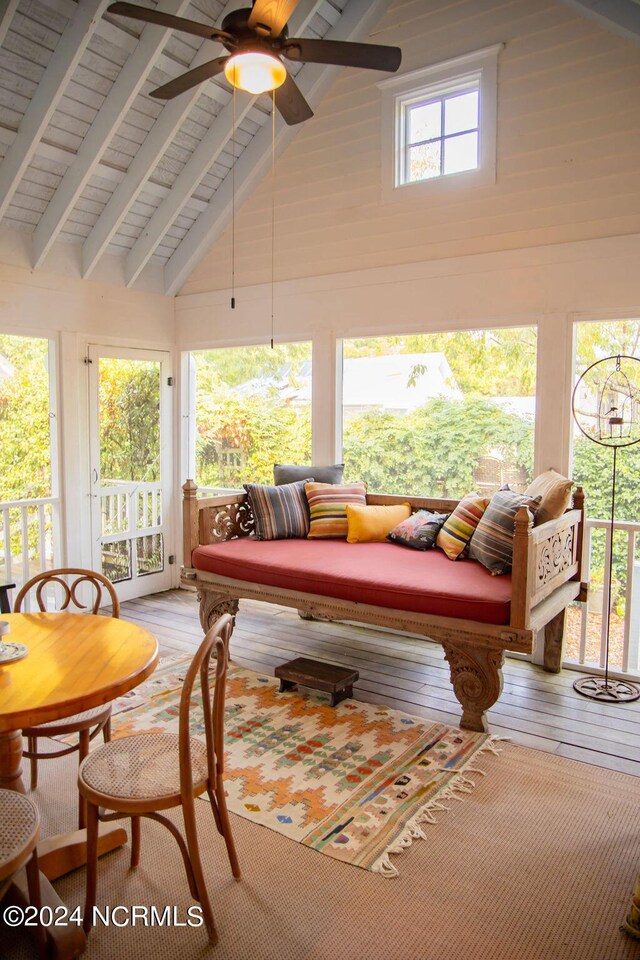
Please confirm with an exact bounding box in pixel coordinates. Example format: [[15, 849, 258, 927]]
[[305, 481, 367, 538], [244, 480, 311, 541], [469, 490, 541, 575], [436, 493, 490, 560]]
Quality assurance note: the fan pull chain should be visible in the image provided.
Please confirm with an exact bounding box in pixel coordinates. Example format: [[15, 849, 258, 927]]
[[270, 88, 276, 350], [231, 81, 236, 309]]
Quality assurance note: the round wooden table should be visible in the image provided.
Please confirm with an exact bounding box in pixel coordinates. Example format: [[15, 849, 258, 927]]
[[0, 612, 158, 958]]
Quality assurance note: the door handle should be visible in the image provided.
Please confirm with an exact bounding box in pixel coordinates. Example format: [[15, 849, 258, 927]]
[[92, 468, 99, 484]]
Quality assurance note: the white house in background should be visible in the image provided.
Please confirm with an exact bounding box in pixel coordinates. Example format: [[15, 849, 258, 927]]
[[238, 353, 462, 416], [341, 353, 462, 418], [0, 353, 14, 383]]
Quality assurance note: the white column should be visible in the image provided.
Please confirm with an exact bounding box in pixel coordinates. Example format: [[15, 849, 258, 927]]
[[534, 313, 574, 477], [311, 330, 341, 464]]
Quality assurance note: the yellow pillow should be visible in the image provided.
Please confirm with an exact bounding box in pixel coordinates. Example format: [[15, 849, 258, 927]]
[[346, 503, 411, 543]]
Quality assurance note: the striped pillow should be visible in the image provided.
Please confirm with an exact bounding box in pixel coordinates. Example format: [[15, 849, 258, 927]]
[[436, 493, 490, 560], [244, 480, 311, 541], [469, 490, 541, 575], [305, 481, 367, 539]]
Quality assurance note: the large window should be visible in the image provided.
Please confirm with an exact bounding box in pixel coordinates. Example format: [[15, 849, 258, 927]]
[[191, 342, 312, 490], [341, 327, 536, 498], [0, 333, 57, 586], [379, 45, 501, 200], [567, 319, 640, 670], [0, 334, 54, 501]]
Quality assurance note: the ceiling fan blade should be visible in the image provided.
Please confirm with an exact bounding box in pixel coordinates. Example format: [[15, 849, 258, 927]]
[[150, 57, 228, 100], [274, 73, 313, 125], [248, 0, 301, 37], [107, 3, 232, 43], [283, 38, 402, 72]]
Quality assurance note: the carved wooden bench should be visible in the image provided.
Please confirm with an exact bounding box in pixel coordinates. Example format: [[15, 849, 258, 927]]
[[181, 482, 586, 733]]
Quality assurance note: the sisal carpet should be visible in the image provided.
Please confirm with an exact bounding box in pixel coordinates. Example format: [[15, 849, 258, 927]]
[[4, 719, 640, 958], [106, 658, 496, 876]]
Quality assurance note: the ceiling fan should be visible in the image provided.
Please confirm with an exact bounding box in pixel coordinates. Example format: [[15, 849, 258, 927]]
[[107, 1, 402, 125]]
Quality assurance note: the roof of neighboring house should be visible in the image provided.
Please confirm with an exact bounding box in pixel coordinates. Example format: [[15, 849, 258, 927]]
[[237, 352, 462, 410]]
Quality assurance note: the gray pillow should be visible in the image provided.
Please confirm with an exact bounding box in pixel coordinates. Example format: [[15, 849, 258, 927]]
[[274, 463, 344, 485]]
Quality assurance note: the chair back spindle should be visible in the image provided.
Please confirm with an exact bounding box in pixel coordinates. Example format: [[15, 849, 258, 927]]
[[14, 568, 120, 618], [178, 614, 232, 804]]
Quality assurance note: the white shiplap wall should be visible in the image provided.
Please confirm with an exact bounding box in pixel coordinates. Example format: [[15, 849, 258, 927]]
[[180, 0, 640, 295]]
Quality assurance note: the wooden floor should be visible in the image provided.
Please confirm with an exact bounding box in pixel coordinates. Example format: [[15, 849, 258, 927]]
[[121, 589, 640, 778]]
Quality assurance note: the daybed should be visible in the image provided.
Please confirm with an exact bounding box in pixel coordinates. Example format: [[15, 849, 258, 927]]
[[181, 482, 586, 732]]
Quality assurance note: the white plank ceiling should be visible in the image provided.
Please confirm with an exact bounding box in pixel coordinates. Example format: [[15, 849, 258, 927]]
[[0, 0, 392, 292]]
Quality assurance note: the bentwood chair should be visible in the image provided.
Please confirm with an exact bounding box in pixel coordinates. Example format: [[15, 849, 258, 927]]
[[14, 568, 120, 827], [78, 613, 240, 945], [0, 790, 46, 959]]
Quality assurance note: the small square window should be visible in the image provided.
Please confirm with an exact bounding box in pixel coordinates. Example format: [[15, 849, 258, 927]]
[[379, 45, 502, 202]]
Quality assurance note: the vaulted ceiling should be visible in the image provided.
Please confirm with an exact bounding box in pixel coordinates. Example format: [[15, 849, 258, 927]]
[[0, 0, 393, 294]]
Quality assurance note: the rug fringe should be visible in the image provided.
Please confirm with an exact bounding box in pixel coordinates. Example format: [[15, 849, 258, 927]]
[[372, 736, 503, 878]]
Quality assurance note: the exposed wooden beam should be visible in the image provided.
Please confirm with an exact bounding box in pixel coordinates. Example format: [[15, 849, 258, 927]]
[[0, 125, 212, 212], [0, 0, 20, 49], [559, 0, 640, 45], [123, 0, 325, 287], [0, 0, 108, 223], [31, 0, 195, 270], [81, 0, 246, 279], [163, 0, 395, 296]]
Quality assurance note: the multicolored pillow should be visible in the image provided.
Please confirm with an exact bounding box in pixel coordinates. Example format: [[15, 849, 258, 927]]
[[436, 493, 490, 560], [244, 479, 311, 541], [387, 510, 450, 551], [346, 503, 411, 543], [305, 481, 367, 539], [469, 490, 541, 575]]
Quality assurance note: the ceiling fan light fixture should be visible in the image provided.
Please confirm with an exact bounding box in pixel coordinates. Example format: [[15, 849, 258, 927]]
[[224, 51, 286, 95]]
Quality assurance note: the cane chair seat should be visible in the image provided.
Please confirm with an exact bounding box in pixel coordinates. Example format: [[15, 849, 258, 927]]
[[25, 704, 111, 734], [0, 790, 46, 957], [80, 733, 209, 804], [0, 790, 40, 882]]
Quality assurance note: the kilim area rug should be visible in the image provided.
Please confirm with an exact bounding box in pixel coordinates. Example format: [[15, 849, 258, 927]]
[[107, 656, 501, 877]]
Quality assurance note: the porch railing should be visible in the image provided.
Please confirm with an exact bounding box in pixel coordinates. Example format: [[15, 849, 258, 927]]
[[0, 496, 62, 605], [565, 517, 640, 678]]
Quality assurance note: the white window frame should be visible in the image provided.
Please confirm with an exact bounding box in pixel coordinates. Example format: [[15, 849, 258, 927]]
[[379, 44, 503, 203]]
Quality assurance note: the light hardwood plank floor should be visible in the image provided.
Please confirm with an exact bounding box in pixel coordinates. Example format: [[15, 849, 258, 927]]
[[121, 589, 640, 778]]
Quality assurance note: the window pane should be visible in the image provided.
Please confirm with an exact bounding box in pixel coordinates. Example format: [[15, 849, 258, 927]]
[[99, 358, 161, 483], [444, 91, 478, 135], [443, 132, 478, 174], [341, 329, 537, 498], [102, 540, 131, 583], [193, 342, 312, 490], [407, 141, 441, 182], [0, 335, 52, 500], [408, 100, 441, 143], [136, 534, 164, 576]]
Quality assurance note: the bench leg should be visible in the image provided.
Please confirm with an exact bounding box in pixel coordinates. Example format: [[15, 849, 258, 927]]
[[197, 591, 239, 634], [442, 641, 505, 733], [542, 609, 566, 673]]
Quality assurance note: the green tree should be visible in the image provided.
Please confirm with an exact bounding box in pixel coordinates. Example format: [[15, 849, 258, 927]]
[[98, 358, 161, 483], [343, 397, 534, 498], [0, 335, 51, 501]]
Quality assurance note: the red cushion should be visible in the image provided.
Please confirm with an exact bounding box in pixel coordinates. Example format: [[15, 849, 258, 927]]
[[192, 538, 512, 626]]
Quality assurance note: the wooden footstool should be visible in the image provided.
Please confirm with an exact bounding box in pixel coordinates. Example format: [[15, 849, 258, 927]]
[[275, 657, 359, 707]]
